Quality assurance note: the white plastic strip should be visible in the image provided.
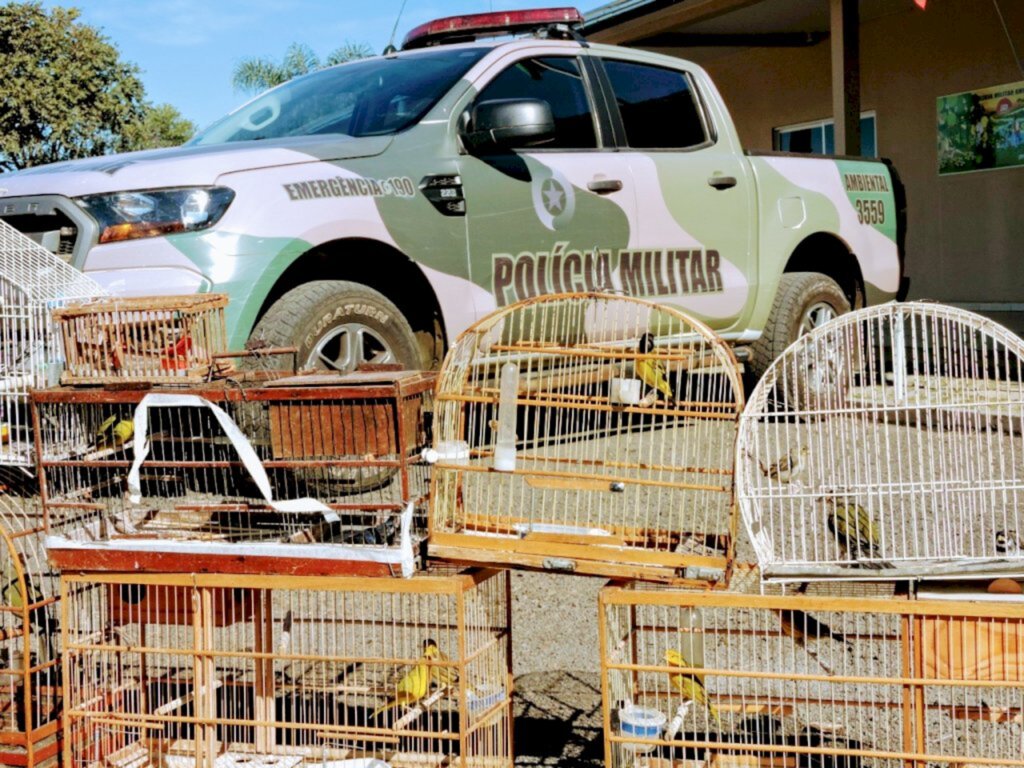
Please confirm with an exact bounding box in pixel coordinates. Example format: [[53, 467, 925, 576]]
[[124, 392, 416, 577]]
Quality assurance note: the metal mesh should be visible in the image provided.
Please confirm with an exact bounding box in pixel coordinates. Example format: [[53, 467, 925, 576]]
[[61, 568, 512, 768], [0, 219, 106, 465], [600, 583, 1024, 768], [737, 302, 1024, 580], [35, 375, 434, 575], [430, 293, 743, 583]]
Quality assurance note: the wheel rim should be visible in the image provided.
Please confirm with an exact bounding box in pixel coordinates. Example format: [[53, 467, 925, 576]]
[[308, 323, 396, 372], [799, 301, 838, 337]]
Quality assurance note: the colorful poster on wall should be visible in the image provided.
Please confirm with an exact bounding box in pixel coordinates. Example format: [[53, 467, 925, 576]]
[[938, 80, 1024, 175]]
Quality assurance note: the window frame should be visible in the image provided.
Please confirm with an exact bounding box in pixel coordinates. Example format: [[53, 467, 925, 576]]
[[772, 111, 878, 157], [591, 55, 717, 153]]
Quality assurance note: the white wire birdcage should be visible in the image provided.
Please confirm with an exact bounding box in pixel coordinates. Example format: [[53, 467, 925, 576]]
[[0, 219, 107, 466], [600, 581, 1024, 768], [0, 490, 63, 768], [430, 293, 743, 584], [35, 373, 435, 577], [737, 301, 1024, 581], [61, 567, 512, 768]]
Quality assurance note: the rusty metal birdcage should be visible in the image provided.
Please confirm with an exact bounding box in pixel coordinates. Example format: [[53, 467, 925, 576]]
[[0, 219, 107, 466], [737, 301, 1024, 581], [35, 371, 435, 577], [0, 490, 63, 768], [61, 568, 512, 768], [54, 294, 229, 385], [600, 581, 1024, 768], [429, 293, 743, 584]]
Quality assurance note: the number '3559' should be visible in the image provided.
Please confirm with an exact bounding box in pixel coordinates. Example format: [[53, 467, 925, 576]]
[[855, 199, 886, 224]]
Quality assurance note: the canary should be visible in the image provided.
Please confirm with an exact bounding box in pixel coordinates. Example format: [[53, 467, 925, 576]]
[[826, 500, 891, 568], [665, 648, 720, 726], [372, 638, 450, 719], [96, 415, 133, 448], [995, 529, 1023, 556], [2, 555, 58, 662], [424, 638, 458, 686], [636, 333, 673, 403], [760, 446, 810, 483]]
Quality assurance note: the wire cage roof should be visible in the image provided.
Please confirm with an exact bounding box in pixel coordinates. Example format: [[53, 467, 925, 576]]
[[737, 301, 1024, 581], [0, 219, 106, 466], [430, 292, 744, 584]]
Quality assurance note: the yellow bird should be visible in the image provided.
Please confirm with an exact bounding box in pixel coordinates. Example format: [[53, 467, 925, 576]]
[[373, 638, 450, 719], [636, 333, 673, 403], [96, 415, 134, 448], [826, 500, 890, 568], [424, 638, 458, 686], [760, 446, 810, 483], [665, 648, 720, 726]]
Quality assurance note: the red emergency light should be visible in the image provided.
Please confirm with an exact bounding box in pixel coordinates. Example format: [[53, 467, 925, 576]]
[[402, 7, 584, 50]]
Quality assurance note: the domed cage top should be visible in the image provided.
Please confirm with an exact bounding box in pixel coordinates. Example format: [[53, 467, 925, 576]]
[[429, 293, 744, 584], [737, 301, 1024, 581], [0, 219, 106, 466]]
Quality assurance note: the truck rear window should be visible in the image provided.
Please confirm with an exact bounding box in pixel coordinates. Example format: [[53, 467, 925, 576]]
[[190, 47, 488, 145]]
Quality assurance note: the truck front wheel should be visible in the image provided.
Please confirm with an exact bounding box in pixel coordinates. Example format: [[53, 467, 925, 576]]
[[250, 280, 421, 373]]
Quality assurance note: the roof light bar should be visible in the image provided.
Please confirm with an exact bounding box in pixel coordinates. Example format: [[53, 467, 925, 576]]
[[402, 7, 584, 50]]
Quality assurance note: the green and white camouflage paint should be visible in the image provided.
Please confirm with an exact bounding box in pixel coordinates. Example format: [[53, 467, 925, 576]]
[[0, 37, 904, 358]]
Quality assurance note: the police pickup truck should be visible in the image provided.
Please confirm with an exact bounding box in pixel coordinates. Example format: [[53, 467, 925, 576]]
[[0, 7, 907, 376]]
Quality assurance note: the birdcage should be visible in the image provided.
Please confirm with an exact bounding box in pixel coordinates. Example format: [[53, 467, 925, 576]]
[[429, 293, 743, 584], [60, 567, 512, 768], [54, 294, 229, 385], [737, 301, 1024, 581], [35, 371, 435, 577], [0, 219, 107, 466], [0, 490, 64, 768], [600, 581, 1024, 768]]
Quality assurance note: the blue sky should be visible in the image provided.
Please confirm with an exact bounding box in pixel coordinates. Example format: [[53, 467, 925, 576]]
[[46, 1, 579, 131]]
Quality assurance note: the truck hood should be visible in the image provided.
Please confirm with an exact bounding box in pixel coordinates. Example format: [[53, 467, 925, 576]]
[[0, 134, 394, 197]]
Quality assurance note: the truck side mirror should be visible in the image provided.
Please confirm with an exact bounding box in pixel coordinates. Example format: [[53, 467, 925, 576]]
[[461, 98, 555, 153]]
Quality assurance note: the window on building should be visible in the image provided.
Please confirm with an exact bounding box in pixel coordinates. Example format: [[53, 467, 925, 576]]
[[601, 59, 709, 149], [773, 113, 877, 157], [475, 57, 597, 149]]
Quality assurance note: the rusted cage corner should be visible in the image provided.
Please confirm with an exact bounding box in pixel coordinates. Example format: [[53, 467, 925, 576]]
[[0, 491, 62, 768], [599, 582, 1024, 768], [61, 567, 513, 768], [35, 371, 435, 577], [737, 301, 1024, 581], [0, 219, 107, 467], [429, 293, 743, 585], [53, 294, 229, 386]]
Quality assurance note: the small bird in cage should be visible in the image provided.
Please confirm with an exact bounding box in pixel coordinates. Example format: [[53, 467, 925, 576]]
[[636, 333, 674, 405], [776, 608, 853, 651], [95, 414, 134, 448], [372, 638, 452, 719], [665, 648, 720, 726], [759, 445, 810, 484], [825, 500, 891, 568], [995, 529, 1024, 556]]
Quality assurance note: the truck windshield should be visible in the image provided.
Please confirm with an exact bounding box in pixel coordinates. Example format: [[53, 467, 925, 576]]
[[189, 47, 487, 145]]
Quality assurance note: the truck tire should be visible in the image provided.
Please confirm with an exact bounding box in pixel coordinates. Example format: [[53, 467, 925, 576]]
[[251, 280, 421, 373]]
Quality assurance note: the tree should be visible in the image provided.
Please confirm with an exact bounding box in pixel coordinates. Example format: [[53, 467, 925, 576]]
[[124, 104, 196, 151], [0, 2, 148, 171], [232, 41, 374, 95]]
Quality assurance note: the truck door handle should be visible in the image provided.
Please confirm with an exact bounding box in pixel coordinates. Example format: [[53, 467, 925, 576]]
[[708, 175, 737, 190], [587, 178, 623, 194]]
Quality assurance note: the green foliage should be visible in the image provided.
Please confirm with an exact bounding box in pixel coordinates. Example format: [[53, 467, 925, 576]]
[[233, 41, 374, 95], [124, 103, 196, 151], [0, 2, 148, 170]]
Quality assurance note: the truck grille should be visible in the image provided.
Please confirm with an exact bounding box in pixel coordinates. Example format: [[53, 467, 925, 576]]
[[0, 211, 79, 263]]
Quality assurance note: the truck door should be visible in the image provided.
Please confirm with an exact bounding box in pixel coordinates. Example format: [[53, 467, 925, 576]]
[[595, 57, 756, 333], [458, 53, 638, 317]]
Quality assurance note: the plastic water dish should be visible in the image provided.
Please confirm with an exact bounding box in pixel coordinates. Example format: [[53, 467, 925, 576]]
[[609, 376, 642, 405], [619, 705, 667, 753], [467, 683, 507, 714], [422, 440, 470, 465]]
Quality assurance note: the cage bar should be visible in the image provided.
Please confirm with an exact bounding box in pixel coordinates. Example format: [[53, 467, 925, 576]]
[[429, 293, 743, 584], [600, 582, 1024, 768], [0, 219, 107, 466], [61, 568, 512, 768], [54, 294, 229, 386], [35, 372, 435, 576], [737, 302, 1024, 581]]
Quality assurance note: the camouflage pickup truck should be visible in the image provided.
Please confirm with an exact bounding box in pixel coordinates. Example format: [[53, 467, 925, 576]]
[[0, 8, 907, 376]]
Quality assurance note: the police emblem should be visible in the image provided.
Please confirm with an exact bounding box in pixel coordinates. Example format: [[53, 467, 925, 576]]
[[532, 168, 575, 231]]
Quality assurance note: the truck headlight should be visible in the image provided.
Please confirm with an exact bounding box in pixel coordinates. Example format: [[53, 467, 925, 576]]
[[76, 186, 235, 244]]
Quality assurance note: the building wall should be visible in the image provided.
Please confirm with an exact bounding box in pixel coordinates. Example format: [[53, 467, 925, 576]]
[[661, 0, 1024, 309]]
